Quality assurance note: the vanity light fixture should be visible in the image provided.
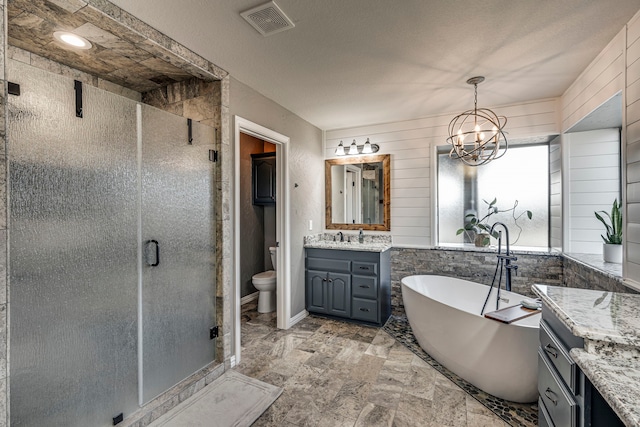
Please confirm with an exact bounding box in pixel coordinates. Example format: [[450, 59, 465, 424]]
[[446, 76, 508, 166], [53, 31, 92, 50], [335, 139, 379, 156]]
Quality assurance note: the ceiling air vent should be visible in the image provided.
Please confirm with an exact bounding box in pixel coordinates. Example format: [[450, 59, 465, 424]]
[[241, 1, 295, 36]]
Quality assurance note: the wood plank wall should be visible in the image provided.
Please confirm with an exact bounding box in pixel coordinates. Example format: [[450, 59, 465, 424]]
[[565, 129, 621, 254], [561, 29, 625, 133], [325, 99, 560, 247], [626, 10, 640, 285], [549, 135, 562, 251]]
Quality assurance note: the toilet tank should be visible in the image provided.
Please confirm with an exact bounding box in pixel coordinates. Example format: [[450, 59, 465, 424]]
[[269, 246, 277, 271]]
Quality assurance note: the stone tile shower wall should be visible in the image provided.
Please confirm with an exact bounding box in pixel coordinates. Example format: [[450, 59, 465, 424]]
[[390, 248, 563, 316], [0, 0, 7, 422]]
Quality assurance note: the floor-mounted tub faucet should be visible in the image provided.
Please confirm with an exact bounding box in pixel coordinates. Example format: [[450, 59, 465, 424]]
[[490, 222, 518, 293], [480, 222, 518, 314]]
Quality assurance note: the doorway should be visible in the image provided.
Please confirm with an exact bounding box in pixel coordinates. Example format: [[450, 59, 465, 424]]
[[233, 117, 291, 365]]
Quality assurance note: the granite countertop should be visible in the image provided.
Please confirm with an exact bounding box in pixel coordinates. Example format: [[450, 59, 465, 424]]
[[532, 284, 640, 346], [570, 349, 640, 427], [532, 284, 640, 427], [303, 233, 392, 252]]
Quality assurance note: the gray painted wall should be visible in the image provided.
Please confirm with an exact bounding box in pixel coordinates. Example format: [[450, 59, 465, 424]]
[[229, 77, 324, 317]]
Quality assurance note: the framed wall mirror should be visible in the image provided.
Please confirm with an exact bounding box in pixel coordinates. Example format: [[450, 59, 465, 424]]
[[325, 154, 390, 231]]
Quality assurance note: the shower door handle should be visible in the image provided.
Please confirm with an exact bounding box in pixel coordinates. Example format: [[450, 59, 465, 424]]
[[145, 240, 160, 266]]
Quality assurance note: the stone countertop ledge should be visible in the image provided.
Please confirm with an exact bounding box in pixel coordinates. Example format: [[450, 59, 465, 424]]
[[570, 348, 640, 427], [304, 233, 392, 252], [532, 284, 640, 346], [532, 284, 640, 427]]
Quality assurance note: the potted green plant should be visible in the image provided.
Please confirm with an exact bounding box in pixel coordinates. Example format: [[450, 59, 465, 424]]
[[595, 199, 622, 263], [456, 198, 533, 247]]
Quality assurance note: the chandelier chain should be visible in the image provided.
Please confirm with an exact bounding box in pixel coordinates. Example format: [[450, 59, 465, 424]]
[[474, 83, 478, 112]]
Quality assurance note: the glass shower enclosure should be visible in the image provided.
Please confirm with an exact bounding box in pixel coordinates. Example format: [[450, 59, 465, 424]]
[[8, 59, 216, 426]]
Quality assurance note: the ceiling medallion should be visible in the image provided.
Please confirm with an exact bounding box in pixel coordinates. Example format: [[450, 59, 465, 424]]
[[446, 76, 508, 166]]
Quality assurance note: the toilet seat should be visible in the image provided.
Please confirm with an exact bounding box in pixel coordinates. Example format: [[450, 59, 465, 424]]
[[252, 270, 276, 284]]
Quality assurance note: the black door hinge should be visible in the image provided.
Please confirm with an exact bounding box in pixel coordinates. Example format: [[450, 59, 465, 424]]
[[74, 80, 83, 118], [209, 150, 218, 162], [8, 82, 20, 96], [210, 326, 219, 339], [112, 412, 123, 425]]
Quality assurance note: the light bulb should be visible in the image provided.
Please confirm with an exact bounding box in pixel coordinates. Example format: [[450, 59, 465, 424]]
[[53, 31, 92, 49], [362, 138, 372, 154], [348, 139, 358, 155]]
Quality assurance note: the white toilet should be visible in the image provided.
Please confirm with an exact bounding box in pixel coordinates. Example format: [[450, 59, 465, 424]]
[[252, 246, 277, 313]]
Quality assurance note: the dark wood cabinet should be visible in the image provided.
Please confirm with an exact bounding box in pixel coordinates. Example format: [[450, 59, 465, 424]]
[[251, 153, 275, 205]]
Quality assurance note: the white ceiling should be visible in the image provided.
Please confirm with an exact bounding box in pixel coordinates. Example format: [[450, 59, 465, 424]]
[[109, 0, 640, 130]]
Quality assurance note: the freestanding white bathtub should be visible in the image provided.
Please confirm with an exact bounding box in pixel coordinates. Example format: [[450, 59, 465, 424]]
[[401, 275, 540, 403]]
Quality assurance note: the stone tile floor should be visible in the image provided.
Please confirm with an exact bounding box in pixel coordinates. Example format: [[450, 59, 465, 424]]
[[236, 303, 511, 426]]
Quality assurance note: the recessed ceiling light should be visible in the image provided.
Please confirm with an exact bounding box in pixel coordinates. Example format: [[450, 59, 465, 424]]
[[53, 31, 92, 50]]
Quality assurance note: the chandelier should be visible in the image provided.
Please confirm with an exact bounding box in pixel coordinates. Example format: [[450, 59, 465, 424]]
[[446, 76, 508, 166]]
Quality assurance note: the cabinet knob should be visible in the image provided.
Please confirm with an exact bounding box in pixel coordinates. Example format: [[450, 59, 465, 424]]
[[328, 278, 333, 283]]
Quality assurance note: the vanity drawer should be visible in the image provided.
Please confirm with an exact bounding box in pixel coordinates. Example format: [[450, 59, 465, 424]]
[[352, 275, 378, 299], [540, 320, 577, 393], [538, 397, 554, 427], [352, 297, 378, 323], [307, 257, 351, 273], [538, 349, 577, 427], [352, 261, 377, 275]]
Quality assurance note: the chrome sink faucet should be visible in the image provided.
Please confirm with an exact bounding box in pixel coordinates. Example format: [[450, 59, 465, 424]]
[[337, 231, 344, 242], [358, 228, 364, 243]]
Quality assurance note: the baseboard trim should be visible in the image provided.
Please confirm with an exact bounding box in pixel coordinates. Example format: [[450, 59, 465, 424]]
[[288, 310, 309, 328], [241, 292, 259, 305]]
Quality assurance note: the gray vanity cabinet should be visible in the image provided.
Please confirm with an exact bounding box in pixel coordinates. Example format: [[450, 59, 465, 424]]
[[305, 248, 390, 326], [306, 269, 351, 317], [538, 305, 624, 427]]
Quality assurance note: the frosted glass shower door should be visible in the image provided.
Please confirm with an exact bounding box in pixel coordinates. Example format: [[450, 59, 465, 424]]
[[8, 60, 139, 425], [140, 104, 216, 402]]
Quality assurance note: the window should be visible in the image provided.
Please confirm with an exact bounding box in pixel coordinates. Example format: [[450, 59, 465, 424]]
[[437, 144, 549, 249]]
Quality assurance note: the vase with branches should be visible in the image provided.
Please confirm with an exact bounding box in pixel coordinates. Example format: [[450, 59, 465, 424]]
[[456, 198, 533, 247]]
